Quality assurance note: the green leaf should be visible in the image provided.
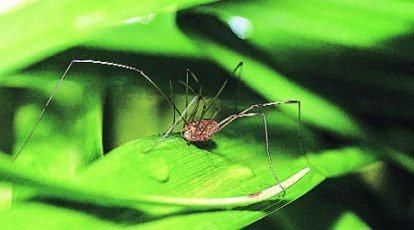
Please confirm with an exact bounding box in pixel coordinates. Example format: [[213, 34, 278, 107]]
[[0, 0, 218, 77], [0, 136, 312, 206], [0, 182, 12, 212], [175, 0, 414, 173], [0, 72, 104, 177], [0, 203, 119, 229], [0, 126, 377, 228], [1, 0, 413, 228], [0, 135, 312, 228], [332, 211, 371, 230]]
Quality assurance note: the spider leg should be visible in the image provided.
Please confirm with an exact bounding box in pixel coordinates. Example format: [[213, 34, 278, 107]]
[[239, 100, 300, 115], [205, 62, 243, 113], [169, 78, 176, 126], [183, 69, 208, 124], [233, 62, 243, 113], [188, 87, 203, 123], [219, 112, 286, 197], [142, 95, 200, 153], [217, 100, 301, 197], [12, 61, 76, 160], [72, 60, 184, 118], [14, 59, 187, 160], [162, 95, 199, 140]]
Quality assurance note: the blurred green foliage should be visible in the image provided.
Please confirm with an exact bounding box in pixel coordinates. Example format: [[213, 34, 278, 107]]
[[0, 0, 413, 229]]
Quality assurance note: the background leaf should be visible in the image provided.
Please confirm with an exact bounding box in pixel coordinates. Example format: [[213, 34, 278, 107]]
[[0, 0, 413, 229]]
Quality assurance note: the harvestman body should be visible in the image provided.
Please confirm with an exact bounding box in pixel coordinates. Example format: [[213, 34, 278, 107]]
[[15, 60, 302, 196]]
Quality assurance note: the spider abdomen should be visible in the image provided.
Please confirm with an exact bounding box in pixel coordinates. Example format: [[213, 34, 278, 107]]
[[182, 119, 219, 142]]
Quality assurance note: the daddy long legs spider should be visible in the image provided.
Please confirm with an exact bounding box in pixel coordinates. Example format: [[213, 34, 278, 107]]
[[14, 60, 302, 197]]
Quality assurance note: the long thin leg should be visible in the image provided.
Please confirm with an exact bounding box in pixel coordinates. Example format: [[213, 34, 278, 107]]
[[233, 62, 243, 113], [185, 69, 208, 124], [185, 70, 189, 122], [205, 62, 243, 113], [217, 100, 301, 196], [178, 79, 209, 118], [73, 60, 183, 117], [222, 112, 286, 196], [186, 69, 203, 91], [182, 62, 243, 136], [185, 62, 242, 120], [169, 78, 176, 126], [243, 101, 307, 176], [13, 59, 182, 160], [142, 95, 199, 153], [162, 96, 199, 139], [188, 87, 202, 123], [12, 61, 76, 161], [218, 100, 300, 131]]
